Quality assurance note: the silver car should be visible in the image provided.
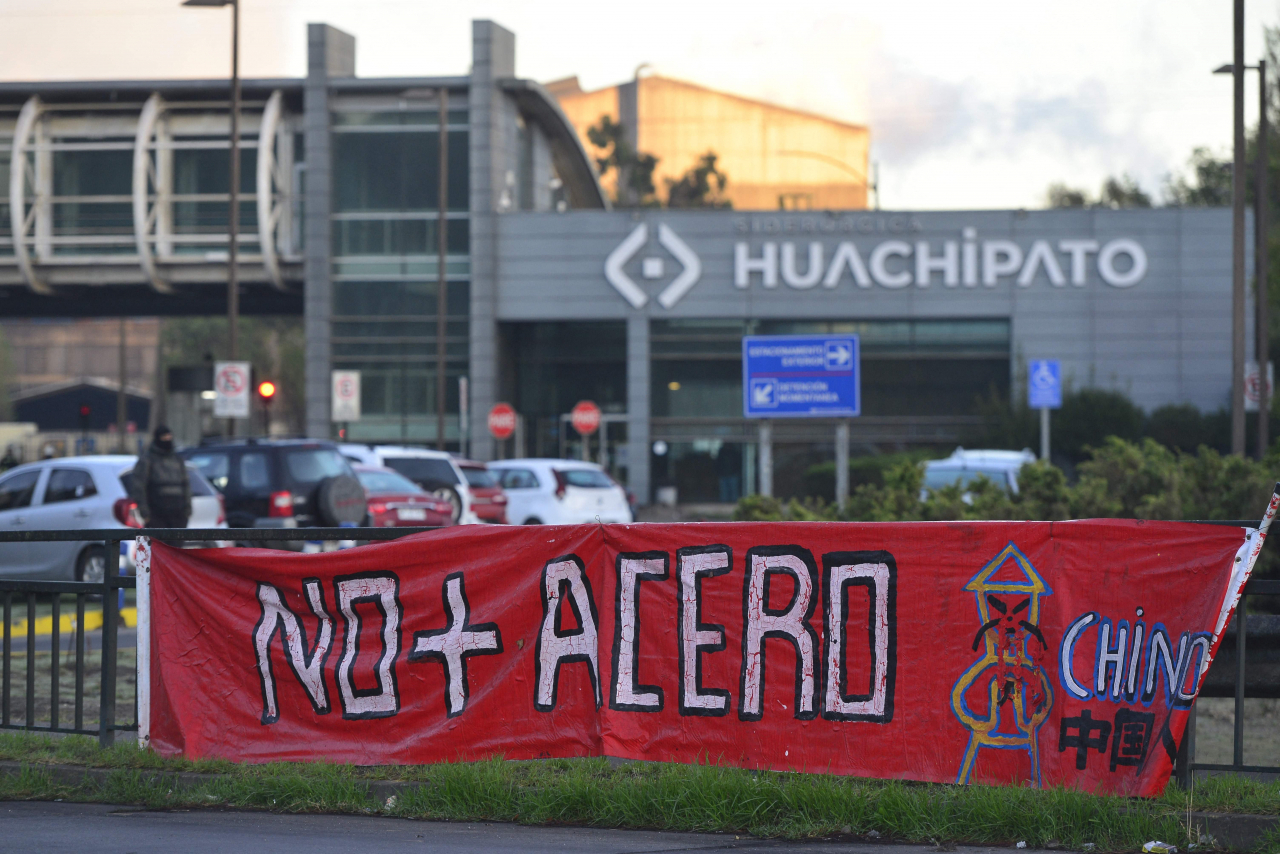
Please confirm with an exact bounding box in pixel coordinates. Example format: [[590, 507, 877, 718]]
[[0, 455, 227, 582]]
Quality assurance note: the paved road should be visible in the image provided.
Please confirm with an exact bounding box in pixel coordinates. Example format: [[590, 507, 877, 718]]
[[0, 802, 1048, 854]]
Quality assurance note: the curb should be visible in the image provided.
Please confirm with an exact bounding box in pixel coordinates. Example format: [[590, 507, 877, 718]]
[[2, 761, 1277, 850]]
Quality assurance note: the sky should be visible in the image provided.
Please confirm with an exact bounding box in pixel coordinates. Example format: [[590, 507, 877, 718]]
[[1, 0, 1277, 210]]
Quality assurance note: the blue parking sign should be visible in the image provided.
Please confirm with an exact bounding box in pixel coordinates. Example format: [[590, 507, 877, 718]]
[[742, 335, 860, 418], [1028, 360, 1062, 409]]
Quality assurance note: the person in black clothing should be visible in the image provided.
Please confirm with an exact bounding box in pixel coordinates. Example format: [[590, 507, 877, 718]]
[[130, 426, 191, 529]]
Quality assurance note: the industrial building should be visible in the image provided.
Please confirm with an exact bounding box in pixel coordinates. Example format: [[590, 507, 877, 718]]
[[0, 20, 1250, 505]]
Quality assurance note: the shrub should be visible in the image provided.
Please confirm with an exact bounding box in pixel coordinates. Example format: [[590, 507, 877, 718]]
[[734, 439, 1278, 527]]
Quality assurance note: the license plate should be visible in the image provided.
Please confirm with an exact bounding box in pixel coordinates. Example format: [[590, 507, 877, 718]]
[[397, 508, 427, 521]]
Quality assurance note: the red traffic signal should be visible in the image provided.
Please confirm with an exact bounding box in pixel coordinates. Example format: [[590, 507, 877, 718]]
[[257, 380, 277, 400], [79, 405, 91, 417]]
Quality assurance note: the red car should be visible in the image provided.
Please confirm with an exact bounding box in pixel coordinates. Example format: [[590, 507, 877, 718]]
[[353, 465, 454, 528], [459, 461, 508, 524]]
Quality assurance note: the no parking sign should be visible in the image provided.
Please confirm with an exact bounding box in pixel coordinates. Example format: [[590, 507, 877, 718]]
[[213, 361, 251, 418], [331, 371, 361, 422]]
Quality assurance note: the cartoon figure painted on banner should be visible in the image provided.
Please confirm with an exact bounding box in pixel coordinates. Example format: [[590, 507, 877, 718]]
[[951, 542, 1054, 786]]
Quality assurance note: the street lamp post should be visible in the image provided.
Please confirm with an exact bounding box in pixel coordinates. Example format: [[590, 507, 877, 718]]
[[1216, 54, 1270, 458], [183, 0, 240, 437]]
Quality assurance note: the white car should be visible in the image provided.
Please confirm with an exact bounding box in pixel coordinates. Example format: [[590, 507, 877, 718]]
[[338, 444, 476, 524], [488, 459, 633, 525], [0, 455, 227, 582], [921, 448, 1038, 499]]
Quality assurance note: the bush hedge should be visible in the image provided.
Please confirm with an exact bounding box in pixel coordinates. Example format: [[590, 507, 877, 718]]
[[736, 437, 1278, 525]]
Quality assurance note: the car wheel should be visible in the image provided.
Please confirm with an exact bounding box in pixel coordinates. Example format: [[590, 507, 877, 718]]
[[522, 516, 542, 525], [76, 545, 106, 585], [432, 487, 463, 524]]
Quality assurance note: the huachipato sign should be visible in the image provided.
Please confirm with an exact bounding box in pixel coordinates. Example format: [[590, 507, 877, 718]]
[[141, 508, 1274, 796]]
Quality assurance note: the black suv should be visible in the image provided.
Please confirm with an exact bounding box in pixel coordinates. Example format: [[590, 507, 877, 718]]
[[181, 439, 366, 530]]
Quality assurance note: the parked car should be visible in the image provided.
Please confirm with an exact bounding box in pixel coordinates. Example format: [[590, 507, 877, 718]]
[[0, 455, 227, 582], [339, 444, 475, 525], [352, 465, 455, 528], [488, 459, 633, 525], [182, 439, 366, 532], [921, 448, 1038, 500], [457, 461, 508, 524]]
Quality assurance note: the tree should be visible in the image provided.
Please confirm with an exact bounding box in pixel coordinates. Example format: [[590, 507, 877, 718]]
[[1045, 183, 1089, 208], [1162, 147, 1232, 207], [666, 152, 732, 209], [1045, 174, 1150, 209], [1099, 174, 1151, 208], [161, 316, 305, 435], [585, 115, 659, 208]]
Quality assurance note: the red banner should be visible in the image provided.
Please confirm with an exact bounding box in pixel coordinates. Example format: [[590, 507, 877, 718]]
[[143, 519, 1262, 795]]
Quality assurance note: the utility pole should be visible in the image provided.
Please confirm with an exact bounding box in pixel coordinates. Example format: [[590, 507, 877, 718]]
[[227, 0, 240, 438], [436, 89, 449, 451], [1231, 0, 1247, 456], [1258, 58, 1271, 459], [117, 318, 127, 452], [180, 0, 240, 437]]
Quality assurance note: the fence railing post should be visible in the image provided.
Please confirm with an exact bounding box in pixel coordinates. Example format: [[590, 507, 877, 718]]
[[1233, 600, 1246, 769], [135, 536, 150, 751], [98, 538, 119, 748]]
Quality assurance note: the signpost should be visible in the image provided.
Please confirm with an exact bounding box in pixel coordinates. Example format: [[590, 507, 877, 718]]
[[331, 370, 361, 423], [1028, 359, 1062, 462], [1245, 360, 1274, 412], [571, 400, 601, 462], [213, 361, 251, 420], [488, 403, 517, 441], [742, 335, 860, 501]]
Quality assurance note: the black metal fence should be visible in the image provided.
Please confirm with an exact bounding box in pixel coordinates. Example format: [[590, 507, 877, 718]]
[[0, 527, 435, 747], [0, 523, 1276, 781]]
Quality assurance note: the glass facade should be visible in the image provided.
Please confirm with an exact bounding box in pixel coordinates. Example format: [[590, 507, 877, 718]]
[[330, 97, 470, 445], [1, 107, 279, 261], [498, 321, 628, 464], [651, 318, 1011, 418], [0, 138, 10, 256]]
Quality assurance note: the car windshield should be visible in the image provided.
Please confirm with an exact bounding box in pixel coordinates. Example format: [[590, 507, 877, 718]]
[[186, 452, 229, 490], [558, 468, 613, 489], [384, 457, 459, 488], [357, 470, 426, 495], [922, 467, 1009, 491], [285, 449, 351, 485], [461, 467, 498, 489]]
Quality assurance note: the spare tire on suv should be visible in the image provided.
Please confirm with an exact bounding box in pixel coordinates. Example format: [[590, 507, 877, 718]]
[[317, 474, 367, 526]]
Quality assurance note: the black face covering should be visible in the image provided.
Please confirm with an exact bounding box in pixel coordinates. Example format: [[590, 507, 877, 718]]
[[156, 437, 174, 452]]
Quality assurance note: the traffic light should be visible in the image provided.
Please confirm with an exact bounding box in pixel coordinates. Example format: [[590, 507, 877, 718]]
[[256, 380, 276, 437], [78, 404, 91, 432]]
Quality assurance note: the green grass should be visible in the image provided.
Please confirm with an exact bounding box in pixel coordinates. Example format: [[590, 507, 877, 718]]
[[0, 732, 1277, 851]]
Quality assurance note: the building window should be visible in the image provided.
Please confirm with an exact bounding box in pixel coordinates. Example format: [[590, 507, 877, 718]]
[[329, 97, 470, 447]]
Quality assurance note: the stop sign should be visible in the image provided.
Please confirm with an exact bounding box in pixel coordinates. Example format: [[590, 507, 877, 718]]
[[488, 402, 517, 440], [571, 400, 601, 436]]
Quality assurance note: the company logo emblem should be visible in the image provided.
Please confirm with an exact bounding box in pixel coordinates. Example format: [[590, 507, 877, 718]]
[[604, 223, 702, 309]]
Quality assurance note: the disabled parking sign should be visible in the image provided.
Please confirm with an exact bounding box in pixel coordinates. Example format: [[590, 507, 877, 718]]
[[742, 334, 860, 418], [1028, 359, 1062, 409]]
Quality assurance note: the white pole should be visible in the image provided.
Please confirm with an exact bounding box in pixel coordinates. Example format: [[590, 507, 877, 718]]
[[759, 420, 773, 497], [1040, 407, 1050, 462], [835, 420, 849, 509], [134, 536, 151, 751]]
